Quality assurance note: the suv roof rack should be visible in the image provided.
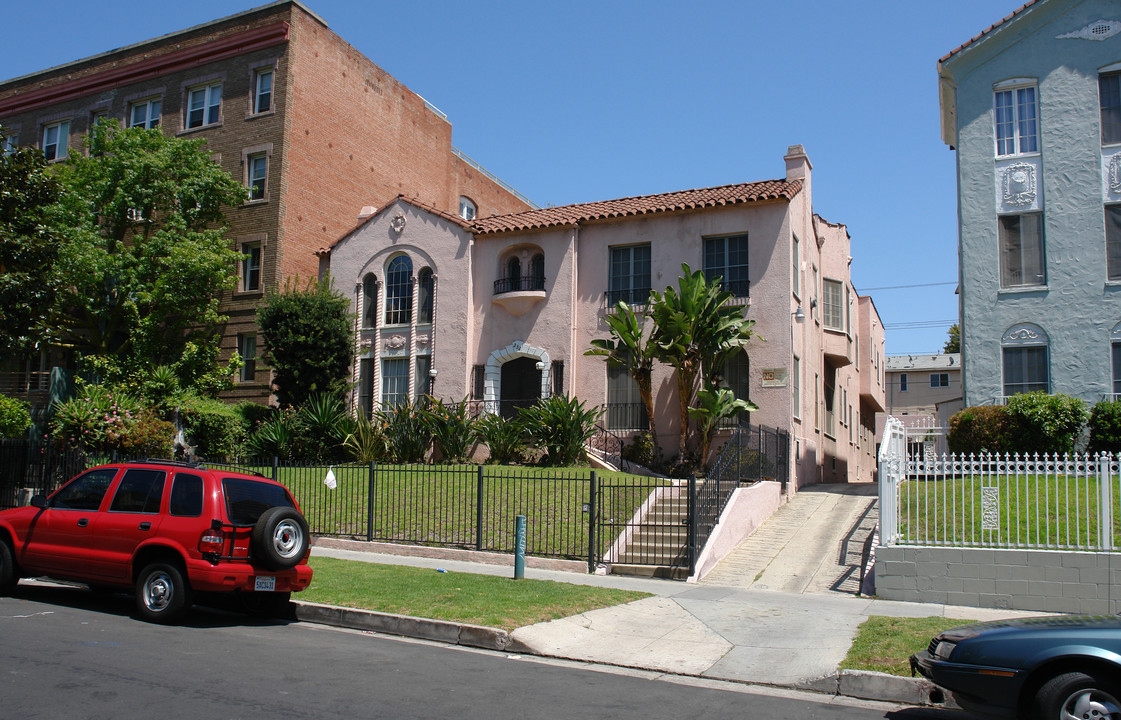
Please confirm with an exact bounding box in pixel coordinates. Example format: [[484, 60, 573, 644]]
[[139, 458, 202, 468]]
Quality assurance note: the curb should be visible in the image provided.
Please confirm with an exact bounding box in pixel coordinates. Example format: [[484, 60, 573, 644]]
[[291, 600, 953, 709]]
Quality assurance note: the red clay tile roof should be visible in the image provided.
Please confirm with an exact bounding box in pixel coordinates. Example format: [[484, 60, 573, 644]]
[[940, 0, 1039, 62], [471, 179, 803, 235]]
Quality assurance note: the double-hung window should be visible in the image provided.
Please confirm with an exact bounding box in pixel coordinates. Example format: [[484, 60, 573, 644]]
[[129, 98, 161, 129], [238, 334, 257, 383], [42, 120, 68, 161], [241, 243, 261, 292], [247, 153, 267, 201], [608, 244, 651, 306], [822, 279, 844, 330], [1002, 323, 1049, 398], [703, 233, 749, 297], [187, 83, 222, 129], [899, 374, 908, 392], [999, 213, 1046, 287], [381, 358, 409, 408], [930, 373, 949, 388], [1112, 341, 1121, 398], [994, 85, 1038, 156], [1, 132, 16, 155], [253, 68, 273, 114], [1101, 71, 1121, 145]]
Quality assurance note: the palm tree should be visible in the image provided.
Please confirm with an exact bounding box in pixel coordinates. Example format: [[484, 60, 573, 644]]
[[650, 264, 758, 465], [689, 386, 758, 464], [584, 300, 660, 460]]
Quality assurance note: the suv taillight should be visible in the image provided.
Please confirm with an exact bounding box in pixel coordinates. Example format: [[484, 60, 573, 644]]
[[199, 530, 225, 555]]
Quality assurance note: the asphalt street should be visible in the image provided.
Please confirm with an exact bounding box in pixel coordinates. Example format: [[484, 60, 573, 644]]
[[0, 583, 977, 720]]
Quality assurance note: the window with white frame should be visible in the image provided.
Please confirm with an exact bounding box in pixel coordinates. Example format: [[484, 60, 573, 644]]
[[1108, 205, 1121, 281], [459, 196, 476, 221], [1002, 323, 1049, 398], [238, 334, 257, 383], [1101, 71, 1121, 145], [129, 98, 161, 129], [793, 355, 801, 420], [186, 82, 222, 129], [241, 243, 261, 292], [2, 132, 17, 155], [703, 233, 749, 297], [930, 373, 949, 388], [994, 84, 1038, 156], [822, 279, 844, 330], [253, 68, 273, 115], [381, 358, 409, 408], [247, 153, 267, 201], [999, 213, 1045, 288], [608, 244, 651, 306], [384, 255, 413, 325], [42, 120, 69, 161]]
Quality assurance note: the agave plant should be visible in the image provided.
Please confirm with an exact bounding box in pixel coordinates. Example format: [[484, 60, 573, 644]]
[[376, 398, 432, 463], [341, 414, 389, 464], [294, 393, 348, 461], [517, 395, 602, 466], [246, 414, 293, 460]]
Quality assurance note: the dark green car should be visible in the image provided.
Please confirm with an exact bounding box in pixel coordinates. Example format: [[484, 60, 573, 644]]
[[911, 615, 1121, 719]]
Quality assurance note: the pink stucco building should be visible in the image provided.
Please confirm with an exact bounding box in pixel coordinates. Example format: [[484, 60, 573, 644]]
[[320, 145, 885, 487]]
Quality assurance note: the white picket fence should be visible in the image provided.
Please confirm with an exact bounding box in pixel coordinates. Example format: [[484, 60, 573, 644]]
[[878, 418, 1119, 551]]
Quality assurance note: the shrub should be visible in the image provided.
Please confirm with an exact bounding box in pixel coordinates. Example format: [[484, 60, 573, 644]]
[[377, 399, 431, 463], [421, 398, 477, 463], [517, 395, 603, 466], [290, 393, 348, 462], [622, 430, 659, 469], [51, 384, 141, 452], [947, 405, 1012, 455], [0, 394, 31, 438], [474, 413, 525, 465], [1004, 392, 1087, 454], [1087, 400, 1121, 454], [179, 394, 247, 461], [341, 415, 389, 464], [118, 411, 175, 458], [246, 411, 295, 461]]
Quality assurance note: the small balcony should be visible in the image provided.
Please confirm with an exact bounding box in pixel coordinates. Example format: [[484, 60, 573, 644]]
[[492, 275, 545, 316], [603, 288, 652, 313]]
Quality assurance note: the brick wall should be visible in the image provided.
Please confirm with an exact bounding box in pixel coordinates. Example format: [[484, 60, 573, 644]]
[[875, 545, 1121, 615]]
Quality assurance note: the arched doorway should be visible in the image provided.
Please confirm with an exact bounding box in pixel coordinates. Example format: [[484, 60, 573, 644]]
[[500, 357, 541, 418]]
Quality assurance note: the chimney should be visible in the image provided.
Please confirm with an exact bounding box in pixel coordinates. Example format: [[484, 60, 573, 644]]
[[784, 144, 812, 181]]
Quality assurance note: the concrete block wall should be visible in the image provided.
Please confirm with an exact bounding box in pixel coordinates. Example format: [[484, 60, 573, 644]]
[[875, 545, 1121, 615]]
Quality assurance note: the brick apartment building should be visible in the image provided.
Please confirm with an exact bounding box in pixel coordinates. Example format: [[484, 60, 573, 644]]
[[0, 0, 532, 405]]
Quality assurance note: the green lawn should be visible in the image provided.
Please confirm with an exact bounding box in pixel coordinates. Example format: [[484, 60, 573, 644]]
[[245, 463, 671, 560], [840, 615, 977, 676], [300, 556, 651, 631], [897, 474, 1119, 548]]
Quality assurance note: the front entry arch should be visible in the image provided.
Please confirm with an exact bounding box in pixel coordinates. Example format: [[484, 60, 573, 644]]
[[483, 341, 550, 416]]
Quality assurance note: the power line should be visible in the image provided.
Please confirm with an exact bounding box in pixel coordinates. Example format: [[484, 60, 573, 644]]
[[885, 320, 957, 330], [861, 281, 957, 291]]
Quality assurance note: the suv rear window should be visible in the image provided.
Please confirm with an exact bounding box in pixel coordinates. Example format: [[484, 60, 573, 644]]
[[222, 477, 295, 525]]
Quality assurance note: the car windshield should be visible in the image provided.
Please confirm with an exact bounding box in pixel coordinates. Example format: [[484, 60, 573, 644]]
[[222, 477, 294, 525]]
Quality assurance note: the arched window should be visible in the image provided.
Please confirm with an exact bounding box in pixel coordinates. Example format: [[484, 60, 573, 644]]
[[530, 253, 545, 290], [417, 267, 433, 324], [385, 255, 413, 325], [506, 256, 521, 283], [1002, 323, 1049, 399], [362, 273, 378, 328], [459, 196, 477, 221]]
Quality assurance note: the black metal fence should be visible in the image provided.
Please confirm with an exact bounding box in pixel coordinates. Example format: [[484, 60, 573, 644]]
[[0, 439, 91, 510]]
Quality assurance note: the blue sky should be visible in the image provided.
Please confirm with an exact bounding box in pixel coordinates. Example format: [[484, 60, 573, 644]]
[[1, 1, 1023, 356]]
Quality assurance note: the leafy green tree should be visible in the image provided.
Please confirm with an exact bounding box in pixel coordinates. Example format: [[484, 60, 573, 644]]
[[944, 324, 961, 354], [46, 122, 247, 392], [0, 131, 63, 353], [257, 276, 353, 408], [584, 301, 660, 460], [0, 394, 32, 438], [649, 264, 758, 464]]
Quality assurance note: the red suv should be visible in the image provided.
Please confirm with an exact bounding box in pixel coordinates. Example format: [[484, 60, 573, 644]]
[[0, 460, 313, 623]]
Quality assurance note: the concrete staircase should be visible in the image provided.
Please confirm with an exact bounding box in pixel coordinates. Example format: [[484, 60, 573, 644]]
[[609, 491, 690, 579]]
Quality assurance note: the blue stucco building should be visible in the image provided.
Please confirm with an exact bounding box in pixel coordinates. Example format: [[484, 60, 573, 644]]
[[939, 0, 1121, 405]]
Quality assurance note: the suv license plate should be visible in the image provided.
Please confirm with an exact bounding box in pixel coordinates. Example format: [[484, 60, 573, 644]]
[[254, 576, 276, 592]]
